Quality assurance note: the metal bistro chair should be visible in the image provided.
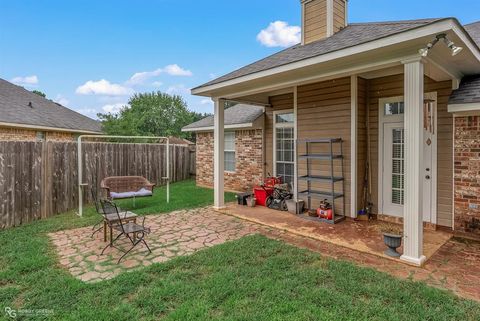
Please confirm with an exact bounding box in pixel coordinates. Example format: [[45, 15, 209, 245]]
[[91, 188, 137, 242], [100, 200, 152, 264]]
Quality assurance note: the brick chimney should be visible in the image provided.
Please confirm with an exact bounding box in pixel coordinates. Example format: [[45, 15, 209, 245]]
[[301, 0, 347, 45]]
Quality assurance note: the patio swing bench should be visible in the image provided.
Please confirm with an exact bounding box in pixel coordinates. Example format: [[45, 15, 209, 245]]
[[101, 176, 156, 200]]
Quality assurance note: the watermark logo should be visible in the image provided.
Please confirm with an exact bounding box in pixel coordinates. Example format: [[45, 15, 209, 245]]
[[4, 307, 16, 319], [4, 307, 54, 319]]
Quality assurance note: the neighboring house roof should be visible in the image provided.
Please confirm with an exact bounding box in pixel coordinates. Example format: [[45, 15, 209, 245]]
[[194, 18, 445, 90], [449, 75, 480, 105], [182, 104, 264, 132], [0, 78, 103, 134], [168, 136, 194, 145]]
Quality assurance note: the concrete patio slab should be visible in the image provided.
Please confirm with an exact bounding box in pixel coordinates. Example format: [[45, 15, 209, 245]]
[[219, 204, 452, 265]]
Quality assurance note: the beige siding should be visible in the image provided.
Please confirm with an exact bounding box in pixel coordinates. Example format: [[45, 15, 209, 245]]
[[367, 74, 453, 227], [333, 0, 346, 33], [296, 77, 352, 216], [304, 0, 327, 44], [357, 77, 367, 210]]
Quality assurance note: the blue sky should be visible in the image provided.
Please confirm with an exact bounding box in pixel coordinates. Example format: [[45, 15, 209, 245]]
[[1, 0, 479, 118]]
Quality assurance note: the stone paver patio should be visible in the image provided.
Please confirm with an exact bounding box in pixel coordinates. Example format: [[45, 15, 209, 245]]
[[50, 206, 480, 302], [49, 207, 276, 283]]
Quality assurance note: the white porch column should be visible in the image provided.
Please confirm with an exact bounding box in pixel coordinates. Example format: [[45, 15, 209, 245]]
[[350, 75, 358, 218], [213, 98, 225, 209], [401, 58, 426, 266]]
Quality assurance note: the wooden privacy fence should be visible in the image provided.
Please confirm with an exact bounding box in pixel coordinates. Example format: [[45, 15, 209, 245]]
[[0, 141, 196, 229]]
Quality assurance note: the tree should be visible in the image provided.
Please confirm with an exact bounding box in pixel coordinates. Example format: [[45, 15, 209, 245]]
[[97, 92, 209, 140], [32, 90, 46, 98]]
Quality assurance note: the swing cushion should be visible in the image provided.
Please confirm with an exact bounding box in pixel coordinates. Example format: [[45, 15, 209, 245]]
[[101, 176, 155, 199]]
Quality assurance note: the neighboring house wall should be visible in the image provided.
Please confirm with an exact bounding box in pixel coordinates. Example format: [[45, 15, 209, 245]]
[[196, 129, 263, 192], [454, 116, 480, 238], [0, 127, 75, 141], [367, 74, 453, 228]]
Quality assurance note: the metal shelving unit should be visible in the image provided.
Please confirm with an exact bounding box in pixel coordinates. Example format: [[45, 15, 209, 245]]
[[297, 138, 345, 224]]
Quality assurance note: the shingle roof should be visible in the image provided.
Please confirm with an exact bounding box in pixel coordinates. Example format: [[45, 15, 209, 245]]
[[446, 21, 480, 105], [194, 18, 445, 90], [465, 21, 480, 47], [449, 75, 480, 105], [0, 78, 102, 133], [182, 104, 264, 131]]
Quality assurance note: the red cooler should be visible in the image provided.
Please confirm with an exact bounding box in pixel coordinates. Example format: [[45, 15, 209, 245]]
[[254, 186, 274, 206]]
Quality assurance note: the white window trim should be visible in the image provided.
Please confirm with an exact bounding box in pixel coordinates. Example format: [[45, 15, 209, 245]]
[[273, 109, 295, 183], [378, 93, 437, 224], [224, 131, 236, 173]]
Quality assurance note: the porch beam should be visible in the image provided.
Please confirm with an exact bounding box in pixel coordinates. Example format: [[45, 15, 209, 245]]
[[350, 75, 358, 218], [213, 98, 226, 209], [401, 57, 426, 266]]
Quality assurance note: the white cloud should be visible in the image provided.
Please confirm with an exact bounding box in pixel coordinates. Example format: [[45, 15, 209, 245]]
[[76, 79, 133, 96], [11, 75, 39, 86], [163, 64, 192, 76], [166, 84, 190, 96], [257, 21, 301, 47], [75, 107, 98, 118], [102, 103, 126, 114], [200, 98, 213, 106], [151, 81, 163, 88], [54, 94, 69, 107], [127, 64, 192, 86]]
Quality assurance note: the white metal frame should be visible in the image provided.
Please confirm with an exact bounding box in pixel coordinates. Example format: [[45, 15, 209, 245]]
[[273, 109, 295, 185], [77, 135, 170, 217]]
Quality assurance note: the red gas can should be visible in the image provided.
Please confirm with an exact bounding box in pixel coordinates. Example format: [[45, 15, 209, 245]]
[[264, 176, 282, 188], [317, 208, 333, 220], [254, 186, 274, 207]]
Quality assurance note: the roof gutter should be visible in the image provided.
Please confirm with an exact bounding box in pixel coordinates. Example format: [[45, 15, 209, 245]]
[[0, 121, 103, 135], [192, 18, 480, 96], [182, 122, 255, 132]]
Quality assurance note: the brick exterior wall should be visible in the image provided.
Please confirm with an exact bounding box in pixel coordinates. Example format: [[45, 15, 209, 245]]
[[454, 116, 480, 239], [0, 127, 75, 141], [196, 129, 263, 192]]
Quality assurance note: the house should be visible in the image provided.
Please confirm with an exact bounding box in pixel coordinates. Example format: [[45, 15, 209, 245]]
[[0, 78, 102, 140], [191, 0, 480, 266], [182, 104, 265, 192]]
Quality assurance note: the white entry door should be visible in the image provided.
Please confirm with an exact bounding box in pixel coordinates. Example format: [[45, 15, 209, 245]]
[[380, 95, 437, 222]]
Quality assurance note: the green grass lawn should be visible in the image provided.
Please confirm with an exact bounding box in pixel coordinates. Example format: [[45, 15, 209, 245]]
[[0, 180, 479, 320]]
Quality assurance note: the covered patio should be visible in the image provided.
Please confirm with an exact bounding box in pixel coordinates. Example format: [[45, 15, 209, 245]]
[[193, 23, 480, 265], [218, 204, 453, 264]]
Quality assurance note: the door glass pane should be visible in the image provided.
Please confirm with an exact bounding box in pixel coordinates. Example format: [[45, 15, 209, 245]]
[[275, 113, 294, 124], [391, 128, 405, 205], [275, 126, 294, 187], [385, 102, 405, 115]]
